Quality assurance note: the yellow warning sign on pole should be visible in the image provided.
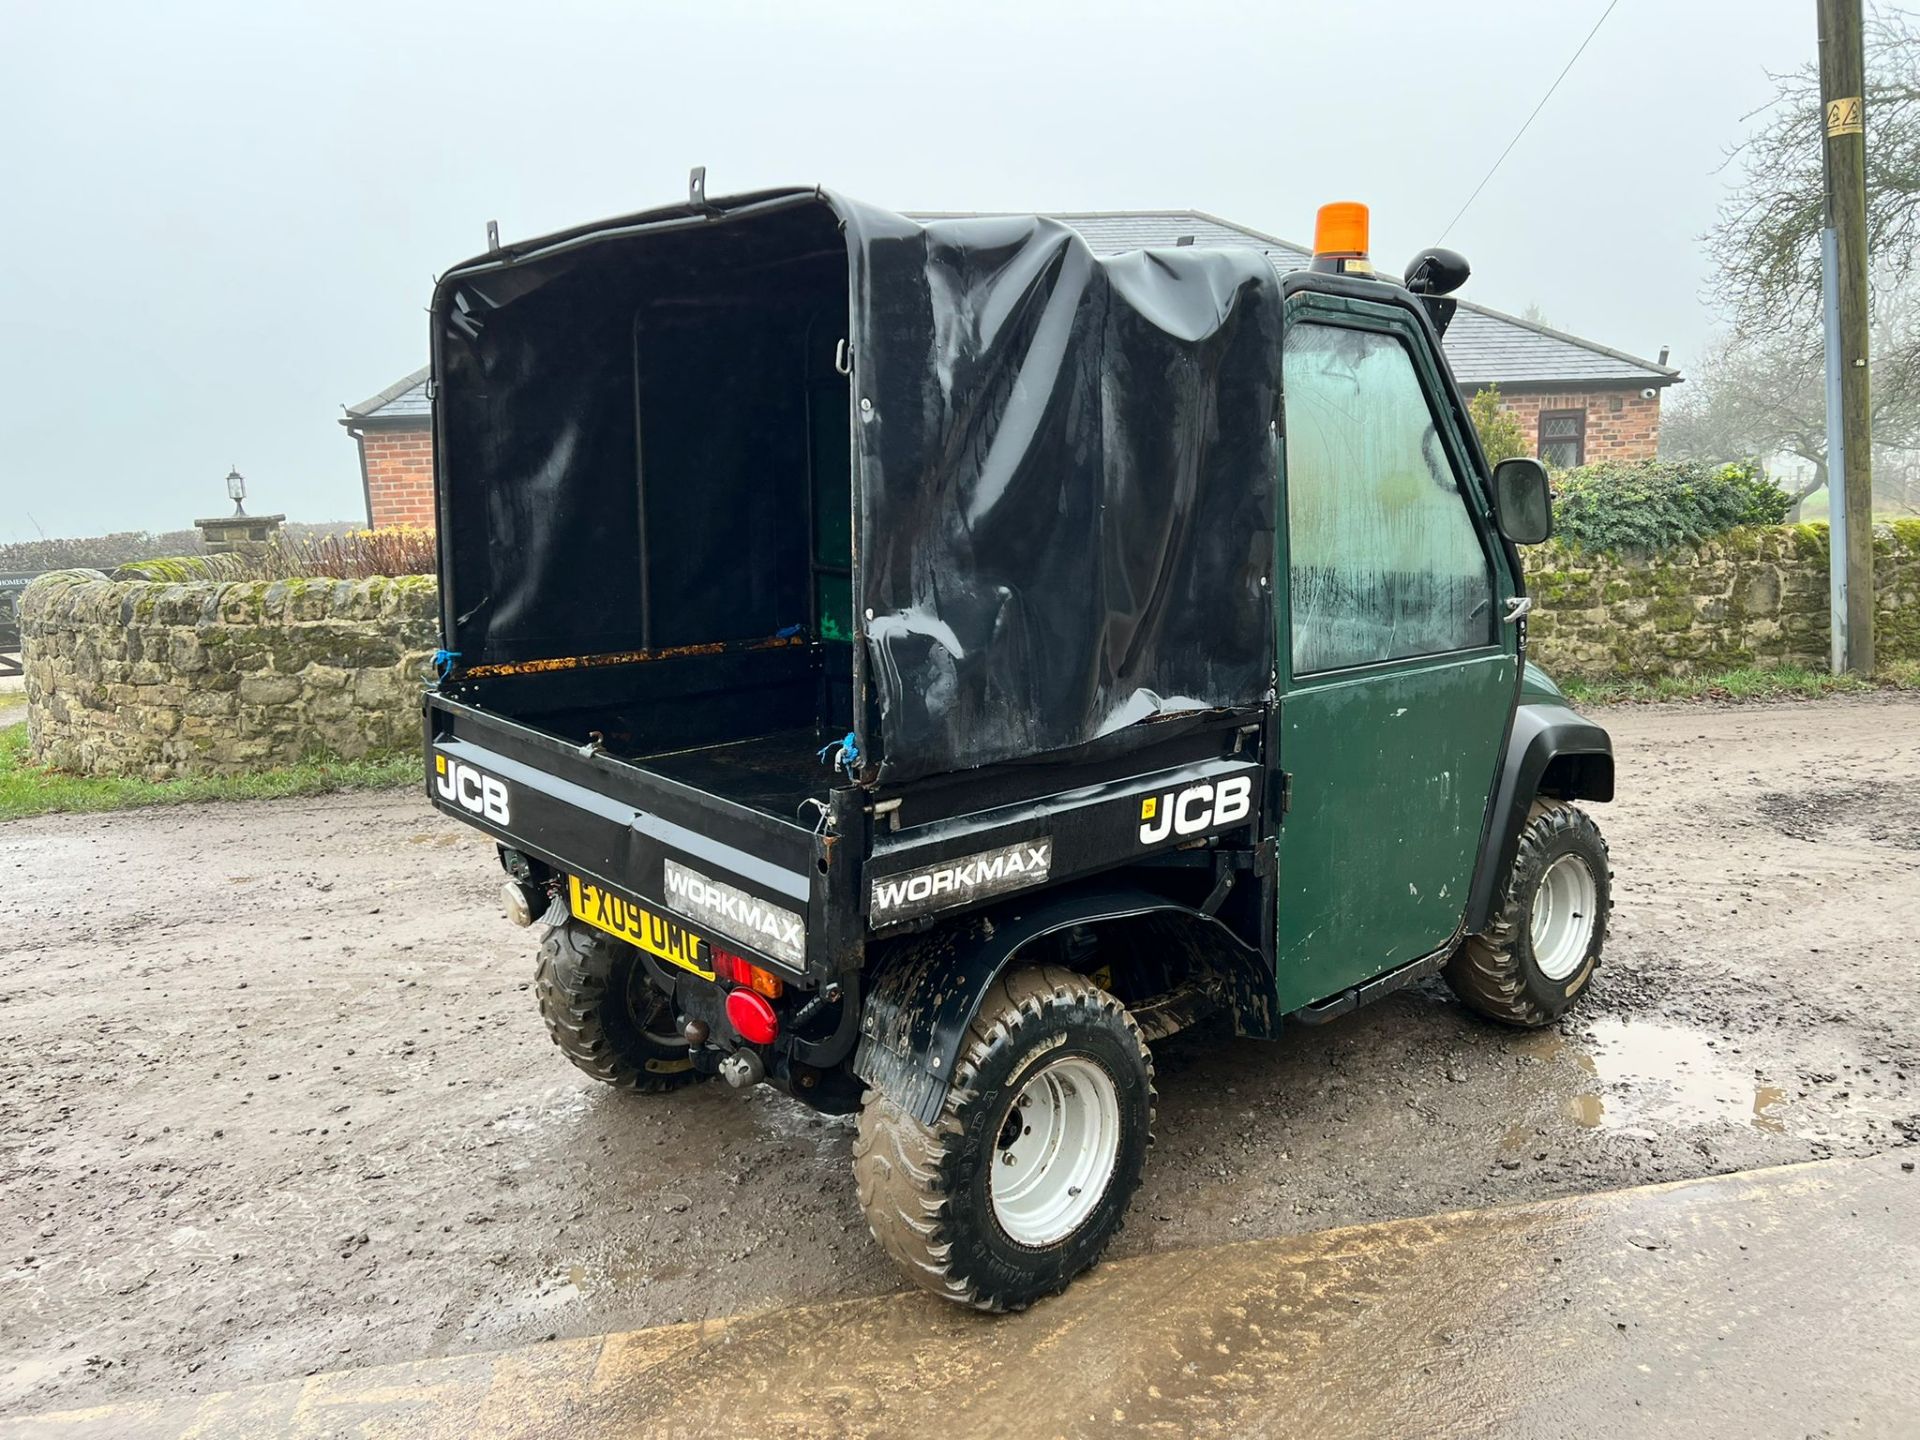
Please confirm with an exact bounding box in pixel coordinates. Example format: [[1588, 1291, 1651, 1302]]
[[1825, 96, 1863, 137]]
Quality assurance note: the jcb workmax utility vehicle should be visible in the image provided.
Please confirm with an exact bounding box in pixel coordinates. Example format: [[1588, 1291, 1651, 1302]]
[[424, 183, 1614, 1309]]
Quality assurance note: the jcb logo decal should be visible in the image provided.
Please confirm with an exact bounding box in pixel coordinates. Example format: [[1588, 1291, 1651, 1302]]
[[435, 755, 510, 824], [1138, 776, 1253, 845]]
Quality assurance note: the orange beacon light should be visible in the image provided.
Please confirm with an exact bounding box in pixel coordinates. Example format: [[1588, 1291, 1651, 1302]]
[[1310, 202, 1372, 275]]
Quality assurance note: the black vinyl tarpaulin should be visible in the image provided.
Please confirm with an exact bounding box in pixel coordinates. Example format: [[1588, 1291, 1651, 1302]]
[[843, 201, 1282, 780], [432, 189, 1283, 785]]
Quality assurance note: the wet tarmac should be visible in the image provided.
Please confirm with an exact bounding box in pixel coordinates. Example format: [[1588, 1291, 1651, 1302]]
[[6, 1155, 1915, 1439], [1, 695, 1917, 1419]]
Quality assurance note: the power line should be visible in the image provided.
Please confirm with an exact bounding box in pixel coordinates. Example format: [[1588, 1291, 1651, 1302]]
[[1437, 1, 1622, 244]]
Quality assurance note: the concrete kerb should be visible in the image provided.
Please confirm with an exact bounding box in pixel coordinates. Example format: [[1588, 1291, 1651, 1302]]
[[7, 1154, 1915, 1439]]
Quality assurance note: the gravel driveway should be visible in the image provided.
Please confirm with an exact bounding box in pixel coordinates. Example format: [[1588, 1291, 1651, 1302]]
[[2, 695, 1916, 1418]]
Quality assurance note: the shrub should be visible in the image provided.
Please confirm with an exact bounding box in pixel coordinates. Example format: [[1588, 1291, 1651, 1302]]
[[1468, 386, 1529, 465], [0, 521, 369, 576], [1550, 459, 1792, 554], [0, 530, 206, 572], [113, 528, 437, 583]]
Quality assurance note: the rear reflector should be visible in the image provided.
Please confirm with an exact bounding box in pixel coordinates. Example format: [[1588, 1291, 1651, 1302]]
[[726, 988, 779, 1046]]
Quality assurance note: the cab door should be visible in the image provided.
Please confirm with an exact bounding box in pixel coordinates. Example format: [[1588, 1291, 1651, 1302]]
[[1271, 297, 1519, 1012]]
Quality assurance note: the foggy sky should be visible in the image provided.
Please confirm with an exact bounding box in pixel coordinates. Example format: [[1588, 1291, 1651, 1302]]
[[0, 0, 1813, 539]]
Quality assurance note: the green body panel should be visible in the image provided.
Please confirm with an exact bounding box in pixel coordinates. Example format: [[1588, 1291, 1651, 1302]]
[[1520, 660, 1565, 706], [1272, 651, 1516, 1010], [1270, 289, 1523, 1012]]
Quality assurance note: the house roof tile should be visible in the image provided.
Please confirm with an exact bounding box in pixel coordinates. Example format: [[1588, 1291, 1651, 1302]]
[[342, 366, 431, 424], [346, 208, 1678, 421], [915, 210, 1680, 389]]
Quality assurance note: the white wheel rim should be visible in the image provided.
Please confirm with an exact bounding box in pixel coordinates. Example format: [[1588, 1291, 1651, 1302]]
[[989, 1055, 1122, 1247], [1530, 854, 1598, 981]]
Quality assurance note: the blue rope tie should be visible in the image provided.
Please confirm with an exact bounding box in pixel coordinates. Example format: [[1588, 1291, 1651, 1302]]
[[817, 730, 860, 776], [429, 648, 461, 682]]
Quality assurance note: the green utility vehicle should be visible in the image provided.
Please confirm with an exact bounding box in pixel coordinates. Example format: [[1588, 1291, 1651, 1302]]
[[423, 182, 1613, 1310]]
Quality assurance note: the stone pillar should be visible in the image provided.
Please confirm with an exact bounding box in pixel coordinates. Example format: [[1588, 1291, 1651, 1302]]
[[195, 513, 286, 555]]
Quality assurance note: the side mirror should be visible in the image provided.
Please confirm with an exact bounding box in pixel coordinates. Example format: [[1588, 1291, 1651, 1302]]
[[1492, 457, 1553, 544], [1403, 247, 1471, 296], [1404, 247, 1471, 337]]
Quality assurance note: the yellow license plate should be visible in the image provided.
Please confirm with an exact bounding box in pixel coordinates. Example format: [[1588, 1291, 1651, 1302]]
[[568, 876, 714, 981]]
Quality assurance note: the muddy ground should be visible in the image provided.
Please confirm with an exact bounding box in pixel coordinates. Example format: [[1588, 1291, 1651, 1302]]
[[2, 696, 1917, 1418]]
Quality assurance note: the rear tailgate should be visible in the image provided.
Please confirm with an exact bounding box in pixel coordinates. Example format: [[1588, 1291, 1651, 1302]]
[[425, 695, 836, 983]]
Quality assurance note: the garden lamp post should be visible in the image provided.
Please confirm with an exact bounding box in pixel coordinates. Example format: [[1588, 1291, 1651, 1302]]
[[195, 469, 279, 553]]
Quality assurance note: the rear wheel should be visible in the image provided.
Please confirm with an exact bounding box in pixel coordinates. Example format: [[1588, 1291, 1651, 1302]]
[[1447, 800, 1610, 1028], [534, 920, 704, 1092], [852, 965, 1153, 1311]]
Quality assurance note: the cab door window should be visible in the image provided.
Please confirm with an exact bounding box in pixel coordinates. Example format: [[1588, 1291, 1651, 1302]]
[[1282, 323, 1496, 675]]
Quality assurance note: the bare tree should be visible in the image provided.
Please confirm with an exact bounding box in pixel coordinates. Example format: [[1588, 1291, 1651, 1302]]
[[1665, 285, 1920, 514], [1706, 7, 1920, 341]]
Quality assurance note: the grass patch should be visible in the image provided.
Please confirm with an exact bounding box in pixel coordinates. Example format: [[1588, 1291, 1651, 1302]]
[[1560, 661, 1920, 706], [0, 723, 421, 821]]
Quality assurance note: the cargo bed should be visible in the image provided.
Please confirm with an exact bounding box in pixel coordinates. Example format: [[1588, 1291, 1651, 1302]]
[[639, 728, 839, 824], [424, 693, 864, 983]]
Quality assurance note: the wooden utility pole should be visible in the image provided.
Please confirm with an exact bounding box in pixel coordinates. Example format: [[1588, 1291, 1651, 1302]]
[[1818, 0, 1874, 673]]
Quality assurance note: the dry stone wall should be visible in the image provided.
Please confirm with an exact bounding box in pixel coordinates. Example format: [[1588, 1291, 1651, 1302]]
[[1523, 521, 1920, 679], [16, 523, 1920, 779], [21, 570, 437, 778]]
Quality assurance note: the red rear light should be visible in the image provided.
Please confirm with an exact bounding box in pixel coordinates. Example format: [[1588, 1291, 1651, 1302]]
[[711, 947, 784, 998], [726, 988, 779, 1046]]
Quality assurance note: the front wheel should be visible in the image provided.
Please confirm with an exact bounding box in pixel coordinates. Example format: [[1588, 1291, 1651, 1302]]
[[852, 965, 1154, 1311], [1447, 800, 1611, 1028]]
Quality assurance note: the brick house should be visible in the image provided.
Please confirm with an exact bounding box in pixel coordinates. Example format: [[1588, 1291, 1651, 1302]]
[[343, 209, 1679, 529], [340, 367, 436, 530]]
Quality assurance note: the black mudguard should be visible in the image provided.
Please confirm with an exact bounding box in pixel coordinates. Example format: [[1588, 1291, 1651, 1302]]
[[1463, 701, 1614, 935], [853, 880, 1272, 1125]]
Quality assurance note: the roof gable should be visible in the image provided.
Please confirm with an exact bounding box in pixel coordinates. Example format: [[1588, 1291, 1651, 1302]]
[[342, 366, 430, 425]]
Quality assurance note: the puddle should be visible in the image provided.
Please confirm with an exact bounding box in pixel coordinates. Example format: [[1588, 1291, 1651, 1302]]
[[745, 1087, 858, 1149], [1524, 1019, 1789, 1135], [489, 1086, 592, 1136], [563, 1258, 690, 1298], [1755, 781, 1920, 851]]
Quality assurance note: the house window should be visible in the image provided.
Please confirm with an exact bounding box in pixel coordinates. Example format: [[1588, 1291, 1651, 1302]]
[[1539, 409, 1585, 468]]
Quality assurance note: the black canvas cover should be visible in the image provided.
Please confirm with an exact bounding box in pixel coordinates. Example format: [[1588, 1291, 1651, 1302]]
[[842, 201, 1281, 781], [432, 190, 1282, 785]]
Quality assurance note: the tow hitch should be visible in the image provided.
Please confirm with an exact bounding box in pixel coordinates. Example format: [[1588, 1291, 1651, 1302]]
[[719, 1050, 766, 1089], [680, 1014, 767, 1089]]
